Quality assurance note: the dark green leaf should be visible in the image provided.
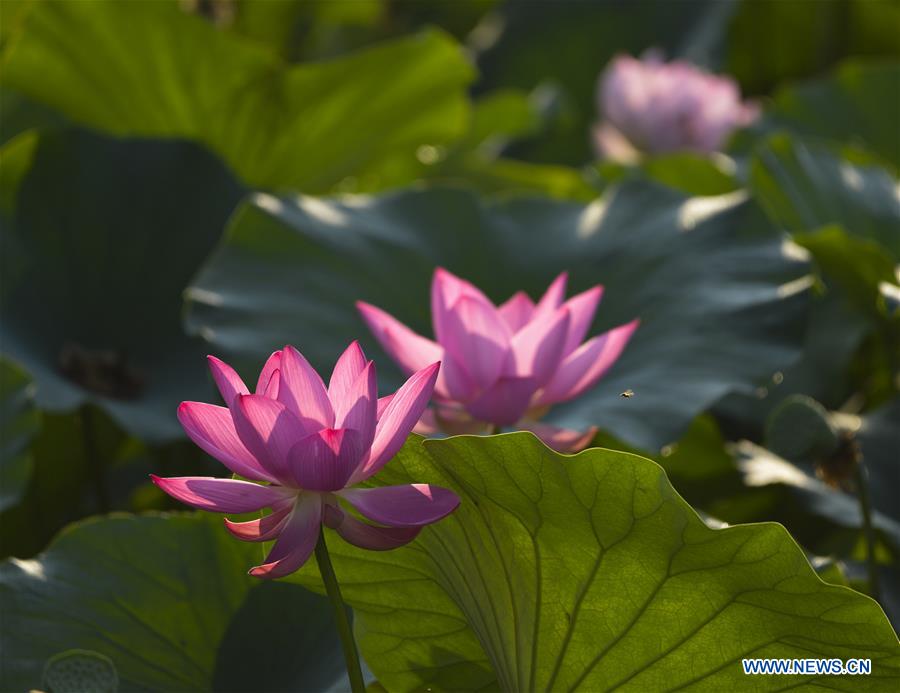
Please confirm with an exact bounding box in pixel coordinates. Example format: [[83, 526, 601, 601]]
[[0, 513, 344, 692], [0, 128, 245, 441], [751, 135, 900, 258], [187, 183, 809, 451], [213, 581, 346, 693], [717, 135, 900, 430]]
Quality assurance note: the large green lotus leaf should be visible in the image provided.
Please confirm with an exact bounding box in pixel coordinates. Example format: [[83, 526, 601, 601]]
[[0, 513, 345, 692], [0, 356, 37, 512], [0, 0, 472, 191], [0, 128, 245, 441], [186, 183, 809, 451], [332, 89, 596, 200], [291, 433, 900, 691], [766, 62, 900, 170]]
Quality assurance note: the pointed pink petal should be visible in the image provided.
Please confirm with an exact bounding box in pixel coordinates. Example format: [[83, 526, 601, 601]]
[[441, 294, 510, 388], [357, 300, 443, 371], [277, 345, 334, 429], [465, 375, 538, 426], [535, 319, 639, 406], [498, 291, 536, 333], [520, 422, 598, 453], [224, 503, 293, 542], [262, 369, 281, 399], [560, 286, 604, 356], [255, 350, 282, 395], [327, 504, 421, 550], [430, 267, 496, 344], [207, 356, 249, 406], [338, 484, 460, 528], [177, 402, 275, 482], [376, 394, 394, 419], [507, 306, 570, 386], [328, 341, 367, 404], [352, 362, 439, 483], [151, 475, 293, 513], [249, 494, 321, 578], [232, 394, 313, 484], [289, 428, 366, 492], [332, 362, 376, 449], [357, 301, 472, 401], [532, 272, 568, 322]]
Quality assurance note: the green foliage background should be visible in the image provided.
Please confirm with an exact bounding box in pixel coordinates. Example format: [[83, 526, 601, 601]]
[[0, 0, 898, 690]]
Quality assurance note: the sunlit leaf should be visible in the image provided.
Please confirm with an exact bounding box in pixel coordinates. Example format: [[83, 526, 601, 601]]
[[1, 0, 473, 191], [292, 434, 900, 690]]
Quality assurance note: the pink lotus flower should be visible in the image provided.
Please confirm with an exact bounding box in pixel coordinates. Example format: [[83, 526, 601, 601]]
[[594, 53, 758, 162], [357, 268, 639, 452], [152, 344, 459, 578]]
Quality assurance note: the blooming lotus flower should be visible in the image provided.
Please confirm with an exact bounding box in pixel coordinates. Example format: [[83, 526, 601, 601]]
[[594, 53, 758, 162], [357, 268, 639, 452], [151, 344, 459, 578]]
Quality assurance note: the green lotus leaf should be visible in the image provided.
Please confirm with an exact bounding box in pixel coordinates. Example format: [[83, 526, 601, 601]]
[[187, 183, 809, 451], [0, 128, 245, 441], [0, 0, 473, 191], [291, 433, 900, 691], [0, 513, 345, 692]]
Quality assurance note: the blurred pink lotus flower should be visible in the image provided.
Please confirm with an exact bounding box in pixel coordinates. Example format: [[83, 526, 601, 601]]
[[594, 53, 758, 162], [152, 344, 459, 578], [358, 268, 638, 453]]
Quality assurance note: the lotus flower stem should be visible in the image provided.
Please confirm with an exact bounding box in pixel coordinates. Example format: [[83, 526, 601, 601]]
[[854, 460, 880, 601], [80, 406, 109, 513], [315, 527, 365, 693]]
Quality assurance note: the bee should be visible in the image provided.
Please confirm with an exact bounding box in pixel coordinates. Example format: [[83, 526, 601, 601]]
[[620, 389, 634, 398]]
